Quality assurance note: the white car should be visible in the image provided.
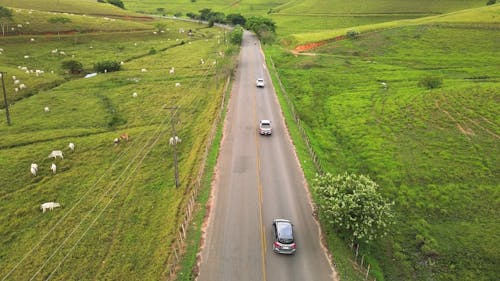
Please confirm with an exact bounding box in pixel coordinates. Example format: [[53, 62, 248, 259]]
[[256, 78, 265, 88], [259, 120, 272, 135]]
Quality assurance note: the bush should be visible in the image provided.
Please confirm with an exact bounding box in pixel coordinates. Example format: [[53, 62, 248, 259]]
[[61, 60, 83, 74], [107, 0, 125, 9], [149, 47, 157, 55], [346, 30, 360, 39], [94, 60, 121, 73], [418, 75, 443, 89], [487, 0, 496, 5], [229, 25, 243, 45]]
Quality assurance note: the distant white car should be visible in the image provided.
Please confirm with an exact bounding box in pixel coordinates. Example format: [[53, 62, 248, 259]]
[[256, 78, 265, 88], [259, 120, 272, 135]]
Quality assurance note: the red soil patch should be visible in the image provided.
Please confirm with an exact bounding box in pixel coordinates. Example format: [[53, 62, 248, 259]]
[[293, 34, 347, 53]]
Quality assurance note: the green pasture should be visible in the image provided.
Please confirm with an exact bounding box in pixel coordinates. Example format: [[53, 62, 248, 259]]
[[265, 17, 499, 281], [0, 12, 235, 280], [123, 0, 275, 15], [291, 4, 500, 46], [0, 0, 140, 17], [0, 6, 152, 37]]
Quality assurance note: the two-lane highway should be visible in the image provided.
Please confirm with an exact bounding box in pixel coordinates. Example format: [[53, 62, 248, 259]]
[[197, 31, 336, 281]]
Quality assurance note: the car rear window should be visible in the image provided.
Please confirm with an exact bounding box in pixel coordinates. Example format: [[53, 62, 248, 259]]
[[277, 222, 294, 243]]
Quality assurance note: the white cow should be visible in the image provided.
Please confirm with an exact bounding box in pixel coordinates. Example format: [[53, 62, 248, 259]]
[[169, 67, 175, 74], [40, 202, 61, 213], [68, 142, 75, 151], [169, 136, 181, 145], [175, 82, 181, 87], [132, 92, 138, 98], [48, 150, 63, 159], [44, 106, 50, 112], [50, 163, 57, 174], [30, 163, 38, 176]]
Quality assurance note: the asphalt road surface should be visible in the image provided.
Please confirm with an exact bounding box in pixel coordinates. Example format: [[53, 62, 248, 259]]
[[197, 31, 335, 281]]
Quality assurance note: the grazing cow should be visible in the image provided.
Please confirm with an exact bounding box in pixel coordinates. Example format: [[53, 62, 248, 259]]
[[114, 138, 120, 145], [44, 106, 50, 112], [132, 92, 138, 98], [68, 142, 75, 151], [30, 163, 38, 176], [50, 163, 57, 174], [175, 82, 181, 87], [40, 202, 61, 213], [169, 136, 181, 145], [120, 133, 129, 141], [141, 68, 147, 72], [169, 67, 175, 74], [48, 150, 63, 159]]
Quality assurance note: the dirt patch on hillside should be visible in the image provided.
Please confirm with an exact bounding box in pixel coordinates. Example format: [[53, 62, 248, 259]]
[[292, 34, 346, 54]]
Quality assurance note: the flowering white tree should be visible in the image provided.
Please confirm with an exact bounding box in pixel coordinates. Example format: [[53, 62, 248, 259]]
[[313, 172, 393, 243]]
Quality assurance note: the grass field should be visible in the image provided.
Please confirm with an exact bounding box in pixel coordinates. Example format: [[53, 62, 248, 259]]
[[0, 2, 236, 279], [265, 5, 499, 280]]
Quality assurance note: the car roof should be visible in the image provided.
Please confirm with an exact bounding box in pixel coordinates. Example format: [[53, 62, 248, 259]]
[[274, 219, 293, 239], [260, 119, 271, 123]]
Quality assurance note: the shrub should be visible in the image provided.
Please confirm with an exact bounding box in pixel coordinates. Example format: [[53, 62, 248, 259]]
[[94, 60, 121, 73], [487, 0, 496, 5], [229, 25, 243, 45], [61, 60, 83, 74], [107, 0, 125, 9], [418, 75, 443, 89], [346, 30, 360, 39], [149, 47, 157, 55]]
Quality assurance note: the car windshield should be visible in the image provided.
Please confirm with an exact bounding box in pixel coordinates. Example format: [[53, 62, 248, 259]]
[[261, 123, 271, 129], [257, 79, 264, 83], [276, 222, 294, 244]]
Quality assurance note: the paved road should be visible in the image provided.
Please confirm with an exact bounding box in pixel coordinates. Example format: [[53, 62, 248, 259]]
[[197, 31, 335, 281]]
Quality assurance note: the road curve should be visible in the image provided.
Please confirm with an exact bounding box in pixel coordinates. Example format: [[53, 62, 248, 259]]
[[197, 31, 336, 281]]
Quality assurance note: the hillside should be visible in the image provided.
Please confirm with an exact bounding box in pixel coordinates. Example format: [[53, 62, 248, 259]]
[[265, 4, 499, 281], [291, 4, 500, 48], [0, 2, 235, 280], [0, 0, 141, 17]]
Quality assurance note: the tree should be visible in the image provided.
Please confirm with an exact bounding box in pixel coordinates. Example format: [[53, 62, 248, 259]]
[[245, 16, 276, 44], [107, 0, 125, 9], [245, 16, 276, 33], [199, 8, 213, 21], [313, 173, 393, 243], [48, 17, 71, 39], [229, 25, 243, 45], [62, 60, 83, 74], [0, 6, 13, 37], [155, 23, 167, 34], [226, 13, 246, 26], [94, 60, 121, 73]]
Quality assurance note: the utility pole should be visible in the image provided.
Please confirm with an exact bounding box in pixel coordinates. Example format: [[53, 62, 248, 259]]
[[1, 72, 11, 126], [165, 106, 180, 188]]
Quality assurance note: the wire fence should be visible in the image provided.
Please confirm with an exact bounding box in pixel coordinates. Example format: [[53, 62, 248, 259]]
[[165, 75, 231, 280], [269, 56, 377, 281]]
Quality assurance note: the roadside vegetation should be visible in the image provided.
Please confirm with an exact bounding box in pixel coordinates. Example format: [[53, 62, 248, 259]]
[[0, 1, 236, 280], [265, 5, 499, 280]]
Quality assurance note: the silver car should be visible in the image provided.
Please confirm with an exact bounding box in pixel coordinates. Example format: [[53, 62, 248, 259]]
[[259, 120, 272, 135], [272, 219, 296, 254], [256, 78, 265, 88]]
